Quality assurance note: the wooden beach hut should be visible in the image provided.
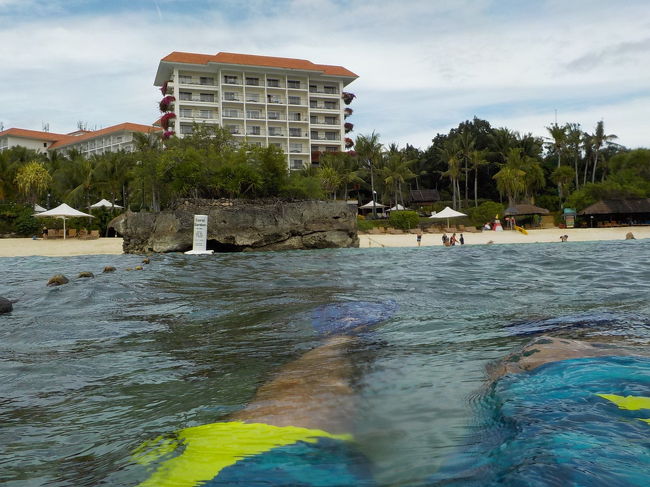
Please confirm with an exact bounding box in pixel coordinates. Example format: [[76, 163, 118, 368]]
[[504, 204, 550, 229], [578, 199, 650, 227]]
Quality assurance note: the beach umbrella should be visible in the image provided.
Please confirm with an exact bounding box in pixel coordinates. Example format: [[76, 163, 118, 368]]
[[90, 198, 123, 209], [359, 200, 387, 209], [429, 206, 467, 227], [34, 203, 94, 240], [387, 204, 407, 211], [34, 203, 46, 213]]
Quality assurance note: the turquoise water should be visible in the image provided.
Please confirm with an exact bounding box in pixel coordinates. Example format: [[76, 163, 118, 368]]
[[1, 240, 649, 486]]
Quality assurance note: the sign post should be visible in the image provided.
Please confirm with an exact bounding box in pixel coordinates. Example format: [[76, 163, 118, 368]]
[[184, 214, 214, 255]]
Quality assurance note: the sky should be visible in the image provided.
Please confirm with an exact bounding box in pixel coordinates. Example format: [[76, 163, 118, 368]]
[[1, 0, 649, 149]]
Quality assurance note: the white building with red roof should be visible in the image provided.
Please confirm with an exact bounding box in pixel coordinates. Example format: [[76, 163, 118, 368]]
[[154, 51, 359, 169], [0, 123, 160, 157]]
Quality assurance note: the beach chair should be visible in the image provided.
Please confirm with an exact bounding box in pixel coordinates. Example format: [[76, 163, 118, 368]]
[[88, 230, 100, 239], [47, 229, 59, 239], [68, 228, 77, 238], [78, 229, 88, 239]]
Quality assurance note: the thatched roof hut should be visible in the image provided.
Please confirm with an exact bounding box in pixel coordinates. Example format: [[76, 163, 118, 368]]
[[578, 199, 650, 215], [504, 204, 550, 216], [409, 189, 440, 205]]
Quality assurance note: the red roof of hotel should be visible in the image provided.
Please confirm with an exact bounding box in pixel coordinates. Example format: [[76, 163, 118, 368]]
[[160, 51, 358, 78], [0, 128, 68, 142], [49, 123, 160, 149]]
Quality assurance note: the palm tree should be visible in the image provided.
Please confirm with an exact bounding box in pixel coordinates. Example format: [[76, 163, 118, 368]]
[[551, 165, 574, 208], [493, 165, 525, 207], [438, 139, 461, 209], [546, 123, 567, 199], [590, 121, 618, 183], [456, 129, 475, 207], [14, 160, 52, 205], [355, 132, 383, 217], [468, 149, 488, 207], [565, 123, 583, 190], [380, 145, 416, 207]]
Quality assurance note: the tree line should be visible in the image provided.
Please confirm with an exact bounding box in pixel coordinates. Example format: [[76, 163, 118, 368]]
[[1, 119, 648, 224]]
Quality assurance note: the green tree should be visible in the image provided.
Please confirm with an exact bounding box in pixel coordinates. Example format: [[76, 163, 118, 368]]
[[380, 144, 416, 207], [550, 165, 575, 208], [438, 139, 461, 209], [355, 132, 383, 217], [469, 149, 488, 207], [14, 160, 52, 205]]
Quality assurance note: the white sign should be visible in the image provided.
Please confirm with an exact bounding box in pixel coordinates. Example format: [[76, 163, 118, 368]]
[[185, 214, 214, 255]]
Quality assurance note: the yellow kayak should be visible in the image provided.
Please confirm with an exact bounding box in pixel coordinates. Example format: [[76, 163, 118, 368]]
[[515, 225, 528, 235]]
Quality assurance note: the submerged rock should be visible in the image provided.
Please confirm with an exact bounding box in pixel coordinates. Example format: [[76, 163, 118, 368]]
[[626, 232, 635, 240], [109, 198, 359, 254], [103, 266, 116, 273], [134, 266, 143, 271], [78, 272, 94, 278], [142, 258, 150, 264], [47, 274, 69, 287], [0, 297, 12, 314]]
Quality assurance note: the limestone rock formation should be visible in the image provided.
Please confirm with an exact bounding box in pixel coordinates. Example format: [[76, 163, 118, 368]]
[[47, 274, 69, 286], [78, 271, 94, 278], [110, 199, 359, 254]]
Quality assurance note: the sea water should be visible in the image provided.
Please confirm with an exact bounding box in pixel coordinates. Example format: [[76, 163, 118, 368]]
[[1, 240, 649, 486]]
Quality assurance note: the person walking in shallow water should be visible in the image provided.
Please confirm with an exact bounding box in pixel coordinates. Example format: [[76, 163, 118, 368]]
[[450, 233, 457, 246], [416, 228, 422, 247], [459, 234, 464, 245]]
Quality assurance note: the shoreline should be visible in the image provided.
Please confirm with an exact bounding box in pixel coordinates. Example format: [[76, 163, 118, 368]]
[[0, 226, 647, 257], [358, 226, 649, 248], [0, 237, 125, 257]]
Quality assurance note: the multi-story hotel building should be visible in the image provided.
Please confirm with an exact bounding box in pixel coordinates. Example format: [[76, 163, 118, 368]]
[[0, 123, 159, 157], [154, 52, 358, 170]]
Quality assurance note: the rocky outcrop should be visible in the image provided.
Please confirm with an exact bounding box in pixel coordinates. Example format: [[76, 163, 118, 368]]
[[0, 297, 12, 314], [110, 199, 359, 254]]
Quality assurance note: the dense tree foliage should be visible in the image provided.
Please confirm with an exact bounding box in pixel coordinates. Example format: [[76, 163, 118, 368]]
[[0, 118, 646, 233]]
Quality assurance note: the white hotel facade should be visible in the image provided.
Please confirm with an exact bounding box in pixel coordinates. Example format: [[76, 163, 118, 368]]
[[154, 52, 358, 170]]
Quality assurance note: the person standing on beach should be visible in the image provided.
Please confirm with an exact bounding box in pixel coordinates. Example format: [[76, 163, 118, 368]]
[[416, 228, 422, 247]]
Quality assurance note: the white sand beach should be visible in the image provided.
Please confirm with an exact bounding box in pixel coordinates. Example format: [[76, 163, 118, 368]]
[[359, 226, 650, 248], [0, 237, 124, 257]]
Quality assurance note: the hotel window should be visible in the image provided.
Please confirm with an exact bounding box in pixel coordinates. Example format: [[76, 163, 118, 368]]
[[310, 131, 318, 139], [180, 125, 193, 135], [271, 142, 282, 149], [245, 77, 259, 86], [180, 108, 193, 117], [289, 128, 301, 137], [200, 76, 214, 85], [310, 116, 318, 124], [224, 109, 239, 117], [291, 159, 305, 169], [226, 125, 240, 134], [267, 94, 281, 104], [269, 127, 283, 136], [311, 145, 319, 152], [309, 84, 317, 92], [325, 116, 337, 125], [324, 101, 336, 109], [325, 132, 336, 140], [288, 96, 301, 105], [179, 75, 192, 84], [200, 93, 214, 102], [267, 78, 280, 88], [224, 75, 238, 84], [224, 92, 238, 101], [246, 93, 260, 102], [287, 80, 301, 89], [290, 143, 302, 153], [326, 146, 338, 152], [246, 110, 261, 119], [290, 112, 301, 121], [310, 100, 318, 108], [200, 110, 212, 118], [324, 85, 337, 94], [248, 126, 261, 135], [268, 111, 280, 120], [179, 91, 192, 101]]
